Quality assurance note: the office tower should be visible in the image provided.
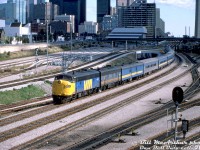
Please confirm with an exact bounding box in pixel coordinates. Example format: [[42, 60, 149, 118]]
[[79, 21, 98, 35], [7, 0, 27, 24], [50, 0, 86, 32], [116, 0, 128, 8], [97, 0, 111, 24], [50, 0, 86, 33], [54, 14, 75, 33], [49, 0, 63, 14], [32, 2, 59, 23], [37, 0, 50, 3], [118, 1, 156, 38], [27, 0, 35, 23], [116, 0, 147, 9], [0, 3, 7, 20], [102, 15, 118, 31], [195, 0, 200, 38], [156, 8, 165, 37], [110, 7, 116, 15]]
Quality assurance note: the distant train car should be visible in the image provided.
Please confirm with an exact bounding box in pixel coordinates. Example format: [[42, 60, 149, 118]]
[[158, 56, 168, 68], [99, 66, 121, 90], [121, 63, 144, 82], [140, 58, 159, 75], [167, 51, 175, 64]]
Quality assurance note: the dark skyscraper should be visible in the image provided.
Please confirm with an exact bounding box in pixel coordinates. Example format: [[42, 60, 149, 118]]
[[97, 0, 110, 24], [50, 0, 86, 32], [49, 0, 63, 14]]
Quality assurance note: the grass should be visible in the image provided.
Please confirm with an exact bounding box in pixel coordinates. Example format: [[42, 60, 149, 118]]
[[0, 85, 46, 105], [0, 46, 65, 61], [108, 53, 137, 66]]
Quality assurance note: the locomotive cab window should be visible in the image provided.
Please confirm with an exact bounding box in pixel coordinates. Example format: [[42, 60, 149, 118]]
[[55, 75, 73, 81]]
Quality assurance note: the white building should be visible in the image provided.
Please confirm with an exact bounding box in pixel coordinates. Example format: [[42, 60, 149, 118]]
[[4, 23, 31, 37], [0, 20, 5, 28], [78, 21, 98, 35], [3, 22, 32, 43]]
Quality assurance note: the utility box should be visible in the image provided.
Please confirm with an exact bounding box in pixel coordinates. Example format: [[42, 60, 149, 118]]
[[181, 119, 189, 132]]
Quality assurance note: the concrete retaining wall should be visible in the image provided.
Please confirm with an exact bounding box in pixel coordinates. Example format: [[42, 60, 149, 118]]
[[0, 43, 48, 53]]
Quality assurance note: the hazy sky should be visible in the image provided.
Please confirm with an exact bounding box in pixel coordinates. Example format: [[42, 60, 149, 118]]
[[0, 0, 6, 3], [87, 0, 195, 37], [0, 0, 196, 37]]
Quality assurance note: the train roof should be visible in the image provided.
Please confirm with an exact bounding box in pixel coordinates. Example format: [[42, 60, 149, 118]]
[[121, 62, 144, 69], [98, 65, 121, 72], [64, 69, 99, 78], [138, 57, 159, 63]]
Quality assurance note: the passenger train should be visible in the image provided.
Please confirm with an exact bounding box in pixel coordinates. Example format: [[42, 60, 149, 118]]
[[52, 49, 175, 104]]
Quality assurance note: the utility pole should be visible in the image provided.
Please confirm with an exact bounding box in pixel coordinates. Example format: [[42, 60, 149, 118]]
[[35, 48, 39, 74], [46, 49, 48, 70], [47, 20, 49, 44], [70, 22, 72, 54], [172, 87, 184, 141]]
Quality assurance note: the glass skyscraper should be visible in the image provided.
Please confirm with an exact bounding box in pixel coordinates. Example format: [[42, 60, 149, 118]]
[[7, 0, 26, 24], [50, 0, 86, 33], [118, 1, 156, 38], [97, 0, 110, 23]]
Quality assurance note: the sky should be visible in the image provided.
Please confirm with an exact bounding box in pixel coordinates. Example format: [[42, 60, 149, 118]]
[[87, 0, 196, 37], [0, 0, 196, 37]]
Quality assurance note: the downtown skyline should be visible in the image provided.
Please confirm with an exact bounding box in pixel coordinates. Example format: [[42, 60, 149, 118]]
[[0, 0, 196, 37], [87, 0, 195, 37]]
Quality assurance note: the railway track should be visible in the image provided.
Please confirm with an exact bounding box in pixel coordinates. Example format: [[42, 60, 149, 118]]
[[0, 52, 194, 150], [3, 54, 192, 149], [131, 116, 200, 150], [0, 64, 183, 143], [66, 100, 200, 150], [0, 50, 179, 116], [0, 53, 181, 121], [0, 55, 53, 78], [59, 54, 200, 150], [0, 51, 126, 89], [49, 63, 199, 150]]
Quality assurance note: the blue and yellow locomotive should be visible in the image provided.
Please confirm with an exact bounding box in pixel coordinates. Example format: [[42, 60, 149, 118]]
[[52, 69, 100, 104]]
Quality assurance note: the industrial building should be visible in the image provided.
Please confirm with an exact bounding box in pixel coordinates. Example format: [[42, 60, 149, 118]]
[[106, 27, 147, 40]]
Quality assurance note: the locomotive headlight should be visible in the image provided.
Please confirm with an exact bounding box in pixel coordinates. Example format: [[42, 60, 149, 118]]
[[58, 80, 62, 84], [65, 85, 71, 88]]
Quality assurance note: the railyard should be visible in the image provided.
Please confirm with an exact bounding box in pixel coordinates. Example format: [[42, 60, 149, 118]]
[[0, 43, 200, 150]]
